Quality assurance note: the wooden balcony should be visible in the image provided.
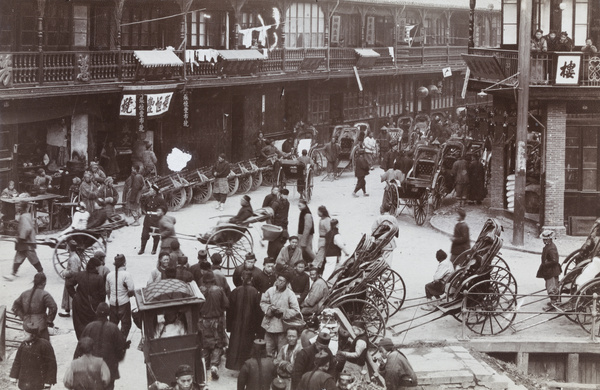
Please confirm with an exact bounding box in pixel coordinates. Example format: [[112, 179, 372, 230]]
[[0, 45, 467, 91], [468, 48, 600, 87]]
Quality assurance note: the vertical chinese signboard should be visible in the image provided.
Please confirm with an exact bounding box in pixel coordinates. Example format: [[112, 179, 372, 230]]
[[182, 91, 190, 128], [119, 91, 175, 131], [137, 94, 146, 132], [366, 16, 375, 46], [331, 15, 341, 44], [554, 53, 582, 85]]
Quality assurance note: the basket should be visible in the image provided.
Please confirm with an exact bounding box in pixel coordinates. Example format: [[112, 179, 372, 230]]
[[262, 224, 283, 241]]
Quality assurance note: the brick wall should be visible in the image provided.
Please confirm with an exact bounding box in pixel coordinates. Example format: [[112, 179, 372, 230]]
[[543, 101, 566, 233]]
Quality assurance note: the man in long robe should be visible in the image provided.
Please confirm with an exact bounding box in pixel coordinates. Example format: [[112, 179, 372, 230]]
[[226, 270, 262, 370], [67, 258, 106, 339]]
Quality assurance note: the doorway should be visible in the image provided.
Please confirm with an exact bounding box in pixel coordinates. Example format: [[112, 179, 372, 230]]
[[231, 95, 245, 161]]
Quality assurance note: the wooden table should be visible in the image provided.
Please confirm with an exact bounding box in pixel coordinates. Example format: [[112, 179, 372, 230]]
[[1, 193, 64, 233]]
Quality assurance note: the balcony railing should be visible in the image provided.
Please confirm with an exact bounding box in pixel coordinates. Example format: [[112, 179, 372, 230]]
[[469, 48, 600, 86], [0, 45, 468, 89]]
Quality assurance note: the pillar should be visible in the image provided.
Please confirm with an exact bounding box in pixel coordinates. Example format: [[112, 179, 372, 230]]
[[516, 352, 529, 374], [566, 353, 579, 383], [490, 134, 505, 209], [71, 114, 89, 162], [542, 101, 567, 236]]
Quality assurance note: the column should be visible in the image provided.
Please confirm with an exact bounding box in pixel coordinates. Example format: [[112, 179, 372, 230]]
[[542, 101, 567, 236], [71, 114, 89, 162]]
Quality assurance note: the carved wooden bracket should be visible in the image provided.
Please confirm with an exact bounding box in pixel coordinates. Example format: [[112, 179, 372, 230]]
[[0, 54, 13, 88], [77, 54, 90, 83]]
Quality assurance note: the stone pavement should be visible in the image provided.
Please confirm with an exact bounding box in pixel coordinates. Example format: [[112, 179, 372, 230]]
[[402, 345, 526, 390], [429, 199, 584, 258]]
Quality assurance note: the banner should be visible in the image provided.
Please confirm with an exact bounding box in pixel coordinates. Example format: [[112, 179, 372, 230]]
[[119, 92, 174, 117], [137, 94, 146, 132], [182, 91, 190, 128]]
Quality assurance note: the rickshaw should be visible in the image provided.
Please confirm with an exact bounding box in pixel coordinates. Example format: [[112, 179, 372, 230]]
[[134, 279, 207, 388], [273, 157, 315, 202], [431, 140, 466, 210], [331, 125, 362, 176], [382, 145, 441, 225]]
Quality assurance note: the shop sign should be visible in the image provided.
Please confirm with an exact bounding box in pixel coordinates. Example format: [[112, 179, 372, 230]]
[[554, 53, 582, 85], [137, 94, 146, 132], [331, 16, 340, 44], [119, 92, 174, 117], [182, 91, 190, 128]]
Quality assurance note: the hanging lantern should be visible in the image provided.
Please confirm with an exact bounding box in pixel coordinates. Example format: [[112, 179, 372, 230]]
[[428, 84, 439, 95], [416, 86, 429, 98]]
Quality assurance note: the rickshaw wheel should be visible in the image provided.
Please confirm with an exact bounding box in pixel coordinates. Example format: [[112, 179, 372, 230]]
[[261, 169, 274, 187], [462, 280, 517, 336], [251, 170, 263, 190], [192, 176, 213, 204], [432, 176, 446, 210], [331, 299, 386, 344], [491, 255, 510, 271], [559, 264, 588, 324], [365, 285, 390, 320], [562, 249, 583, 276], [383, 183, 399, 216], [227, 174, 239, 197], [305, 168, 314, 202], [205, 228, 254, 274], [165, 188, 187, 211], [180, 178, 193, 206], [53, 232, 106, 279], [238, 174, 253, 194], [377, 268, 406, 316], [452, 249, 473, 269], [488, 265, 518, 295], [413, 191, 428, 226], [310, 149, 325, 176], [574, 279, 600, 337]]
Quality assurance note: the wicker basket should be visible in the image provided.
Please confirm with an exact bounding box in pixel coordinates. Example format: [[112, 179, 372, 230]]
[[262, 224, 283, 241]]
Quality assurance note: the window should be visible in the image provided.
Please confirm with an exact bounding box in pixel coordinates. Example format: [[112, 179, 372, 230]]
[[502, 0, 518, 45], [565, 126, 600, 191], [343, 91, 375, 121], [285, 3, 325, 48], [121, 6, 179, 49], [187, 11, 225, 48], [310, 93, 329, 125], [574, 0, 589, 46], [44, 3, 71, 50], [377, 78, 403, 118]]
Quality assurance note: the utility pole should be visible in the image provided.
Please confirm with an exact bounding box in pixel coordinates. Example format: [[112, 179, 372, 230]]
[[513, 0, 531, 246]]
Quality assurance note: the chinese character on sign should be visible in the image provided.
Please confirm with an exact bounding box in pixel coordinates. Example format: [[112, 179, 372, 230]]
[[155, 97, 163, 113], [147, 96, 154, 113], [120, 97, 134, 115], [560, 60, 576, 78], [182, 92, 190, 128], [555, 54, 581, 85], [137, 94, 146, 132], [163, 95, 171, 111]]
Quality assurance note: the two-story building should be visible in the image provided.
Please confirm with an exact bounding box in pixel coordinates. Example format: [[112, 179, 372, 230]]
[[0, 0, 500, 192], [467, 0, 600, 235]]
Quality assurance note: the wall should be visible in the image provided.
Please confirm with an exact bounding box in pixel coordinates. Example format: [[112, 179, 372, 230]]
[[71, 114, 88, 162]]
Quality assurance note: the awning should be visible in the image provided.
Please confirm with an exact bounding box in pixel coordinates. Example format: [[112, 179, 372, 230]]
[[218, 50, 266, 61], [354, 48, 380, 58], [134, 50, 183, 68]]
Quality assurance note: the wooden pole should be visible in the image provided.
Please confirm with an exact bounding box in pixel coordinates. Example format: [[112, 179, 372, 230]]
[[514, 0, 531, 246]]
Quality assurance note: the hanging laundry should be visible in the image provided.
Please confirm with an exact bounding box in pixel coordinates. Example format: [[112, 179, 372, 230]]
[[257, 25, 271, 47], [239, 28, 254, 48]]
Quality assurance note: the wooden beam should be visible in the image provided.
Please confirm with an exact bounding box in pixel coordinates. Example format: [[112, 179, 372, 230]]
[[467, 339, 600, 354], [566, 353, 579, 383], [516, 352, 529, 374], [546, 381, 600, 389]]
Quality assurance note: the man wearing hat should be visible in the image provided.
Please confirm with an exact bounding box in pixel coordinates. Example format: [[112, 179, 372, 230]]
[[276, 235, 303, 271], [89, 161, 107, 185], [210, 253, 231, 296], [232, 253, 263, 288], [149, 364, 203, 390], [139, 184, 167, 255], [106, 254, 135, 339], [260, 271, 301, 357], [78, 302, 127, 390], [93, 250, 110, 281], [157, 205, 177, 254], [323, 135, 340, 181], [537, 230, 561, 308], [190, 249, 209, 285], [4, 201, 43, 280], [98, 175, 119, 217], [64, 336, 110, 390], [79, 170, 99, 214], [336, 321, 369, 374], [377, 338, 418, 389], [352, 149, 370, 197], [213, 153, 230, 211], [12, 273, 57, 341], [123, 165, 144, 226], [238, 339, 277, 390], [198, 270, 229, 380], [422, 249, 454, 311], [255, 257, 278, 294], [10, 323, 57, 390], [297, 350, 337, 390], [292, 331, 336, 389], [227, 270, 262, 370], [272, 188, 290, 230], [67, 258, 106, 339], [59, 239, 82, 318], [230, 195, 253, 224], [450, 208, 470, 264]]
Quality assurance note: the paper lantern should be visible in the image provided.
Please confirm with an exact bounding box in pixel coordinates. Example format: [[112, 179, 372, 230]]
[[416, 86, 429, 98], [428, 85, 439, 95]]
